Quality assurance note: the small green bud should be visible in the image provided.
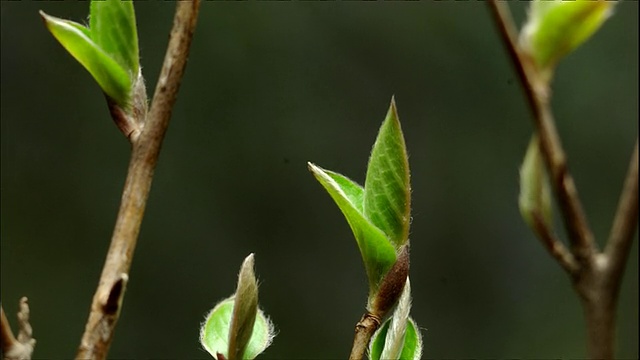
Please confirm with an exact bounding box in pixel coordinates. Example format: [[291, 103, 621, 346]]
[[519, 135, 553, 234], [519, 0, 615, 82], [200, 254, 274, 360]]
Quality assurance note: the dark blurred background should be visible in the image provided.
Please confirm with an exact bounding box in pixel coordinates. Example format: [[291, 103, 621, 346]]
[[1, 2, 637, 358]]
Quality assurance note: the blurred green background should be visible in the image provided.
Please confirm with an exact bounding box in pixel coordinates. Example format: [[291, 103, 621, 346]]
[[1, 2, 637, 359]]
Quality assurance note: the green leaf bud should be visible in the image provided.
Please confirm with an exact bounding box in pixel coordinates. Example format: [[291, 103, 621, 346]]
[[519, 135, 553, 234], [200, 254, 274, 360], [519, 0, 615, 82]]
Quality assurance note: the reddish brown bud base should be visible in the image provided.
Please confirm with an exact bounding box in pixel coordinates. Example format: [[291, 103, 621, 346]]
[[371, 245, 410, 319]]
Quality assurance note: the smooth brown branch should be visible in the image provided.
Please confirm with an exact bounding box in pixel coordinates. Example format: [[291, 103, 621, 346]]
[[486, 0, 597, 267], [76, 1, 201, 359], [604, 139, 639, 292], [348, 312, 381, 360], [1, 298, 35, 360]]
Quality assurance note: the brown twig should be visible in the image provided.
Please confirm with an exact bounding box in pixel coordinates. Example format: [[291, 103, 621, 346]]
[[348, 312, 381, 360], [1, 298, 35, 360], [487, 2, 638, 359], [76, 1, 201, 359]]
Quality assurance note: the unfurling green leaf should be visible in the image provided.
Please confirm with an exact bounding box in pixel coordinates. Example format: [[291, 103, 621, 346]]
[[200, 254, 274, 360], [40, 11, 131, 106], [364, 98, 411, 249], [40, 0, 142, 108], [90, 0, 139, 76], [308, 163, 397, 296], [308, 97, 411, 306], [519, 135, 553, 234], [519, 0, 614, 81]]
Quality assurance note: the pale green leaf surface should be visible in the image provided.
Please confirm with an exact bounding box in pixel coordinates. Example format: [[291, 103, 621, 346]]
[[309, 162, 397, 292], [90, 0, 139, 76], [363, 99, 411, 249], [66, 20, 92, 38], [320, 168, 365, 213], [200, 297, 273, 360], [41, 11, 131, 106]]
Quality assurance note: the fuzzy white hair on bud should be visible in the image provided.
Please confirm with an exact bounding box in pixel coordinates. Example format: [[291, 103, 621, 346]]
[[380, 277, 412, 360]]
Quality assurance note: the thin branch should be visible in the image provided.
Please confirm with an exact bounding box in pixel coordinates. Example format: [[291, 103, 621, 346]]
[[348, 312, 381, 360], [531, 212, 579, 276], [488, 2, 637, 359], [1, 298, 35, 360], [76, 1, 201, 359], [605, 139, 639, 289], [486, 0, 597, 266]]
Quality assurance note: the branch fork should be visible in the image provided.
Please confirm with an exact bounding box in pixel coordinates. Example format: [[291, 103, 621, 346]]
[[487, 2, 638, 359]]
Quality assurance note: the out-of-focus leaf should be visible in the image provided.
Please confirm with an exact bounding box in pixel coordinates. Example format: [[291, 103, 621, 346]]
[[519, 135, 553, 233], [520, 0, 614, 80]]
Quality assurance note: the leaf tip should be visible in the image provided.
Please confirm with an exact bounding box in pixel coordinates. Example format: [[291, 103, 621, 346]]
[[307, 161, 317, 172]]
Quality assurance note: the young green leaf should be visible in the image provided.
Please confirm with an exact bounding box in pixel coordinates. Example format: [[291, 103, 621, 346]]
[[90, 0, 139, 77], [200, 298, 274, 360], [519, 0, 614, 81], [519, 135, 553, 233], [40, 11, 131, 106], [363, 98, 411, 249], [308, 163, 397, 295], [200, 254, 274, 360]]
